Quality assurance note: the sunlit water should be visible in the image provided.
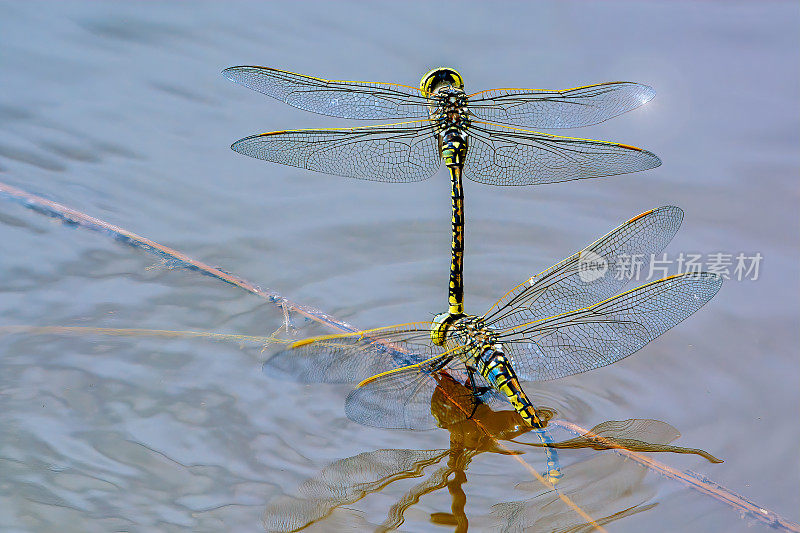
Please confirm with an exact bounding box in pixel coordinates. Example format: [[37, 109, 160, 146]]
[[0, 1, 798, 532]]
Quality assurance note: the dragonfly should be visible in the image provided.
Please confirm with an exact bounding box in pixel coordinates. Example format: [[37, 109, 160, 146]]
[[265, 206, 722, 433], [223, 66, 662, 333]]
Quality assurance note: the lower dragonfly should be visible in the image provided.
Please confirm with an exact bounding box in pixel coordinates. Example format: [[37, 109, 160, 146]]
[[266, 206, 721, 434]]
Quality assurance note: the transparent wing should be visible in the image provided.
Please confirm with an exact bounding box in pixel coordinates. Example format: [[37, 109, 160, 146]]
[[496, 272, 722, 381], [484, 206, 684, 329], [463, 121, 661, 186], [223, 66, 431, 119], [231, 120, 441, 182], [264, 322, 442, 384], [346, 351, 500, 430], [467, 82, 655, 128]]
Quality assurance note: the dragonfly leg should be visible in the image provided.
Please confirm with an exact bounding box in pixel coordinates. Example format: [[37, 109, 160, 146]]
[[466, 368, 481, 419]]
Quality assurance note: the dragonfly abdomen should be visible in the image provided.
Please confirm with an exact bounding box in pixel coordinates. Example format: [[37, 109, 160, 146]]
[[476, 346, 543, 428], [440, 125, 468, 168]]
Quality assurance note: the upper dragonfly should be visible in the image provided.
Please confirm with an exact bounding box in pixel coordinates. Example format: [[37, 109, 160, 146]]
[[224, 66, 662, 321], [222, 66, 660, 187]]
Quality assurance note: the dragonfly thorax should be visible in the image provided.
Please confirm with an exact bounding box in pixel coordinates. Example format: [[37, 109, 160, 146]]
[[434, 87, 468, 110], [432, 87, 469, 124], [427, 86, 470, 168], [450, 315, 497, 346]]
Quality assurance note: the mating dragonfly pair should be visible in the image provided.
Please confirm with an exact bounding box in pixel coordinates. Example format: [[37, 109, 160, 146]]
[[224, 66, 720, 435]]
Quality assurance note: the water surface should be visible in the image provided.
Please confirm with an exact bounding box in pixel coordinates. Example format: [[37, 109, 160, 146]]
[[0, 1, 798, 531]]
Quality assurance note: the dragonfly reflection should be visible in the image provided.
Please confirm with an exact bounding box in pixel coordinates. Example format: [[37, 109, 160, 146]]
[[263, 375, 720, 533]]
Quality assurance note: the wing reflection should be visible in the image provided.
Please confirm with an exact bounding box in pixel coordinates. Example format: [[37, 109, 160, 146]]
[[264, 377, 719, 532]]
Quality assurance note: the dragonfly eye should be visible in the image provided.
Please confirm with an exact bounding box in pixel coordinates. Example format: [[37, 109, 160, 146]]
[[420, 68, 465, 93]]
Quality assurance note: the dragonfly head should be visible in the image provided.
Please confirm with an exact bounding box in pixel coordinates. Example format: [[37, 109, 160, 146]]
[[420, 67, 465, 94], [430, 311, 463, 346]]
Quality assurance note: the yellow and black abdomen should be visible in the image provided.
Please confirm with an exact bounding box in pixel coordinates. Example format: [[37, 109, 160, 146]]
[[436, 119, 469, 317], [440, 125, 468, 168], [476, 345, 562, 483], [475, 346, 543, 428]]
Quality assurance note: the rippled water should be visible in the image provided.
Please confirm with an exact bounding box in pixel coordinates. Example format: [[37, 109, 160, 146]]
[[1, 1, 798, 532]]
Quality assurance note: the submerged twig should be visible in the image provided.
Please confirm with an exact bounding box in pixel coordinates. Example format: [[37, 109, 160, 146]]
[[0, 325, 284, 351], [0, 181, 356, 335], [1, 179, 797, 533]]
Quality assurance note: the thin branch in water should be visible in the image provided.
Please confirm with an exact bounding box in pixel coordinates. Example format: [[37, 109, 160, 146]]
[[1, 179, 797, 532]]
